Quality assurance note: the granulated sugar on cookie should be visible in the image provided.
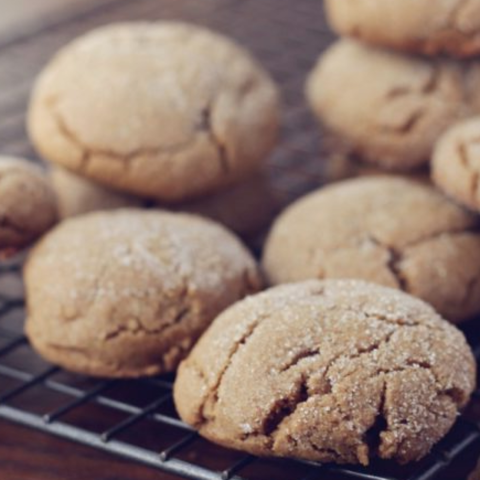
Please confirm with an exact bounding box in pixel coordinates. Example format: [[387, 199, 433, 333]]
[[174, 280, 475, 465], [263, 175, 480, 323], [25, 209, 261, 377]]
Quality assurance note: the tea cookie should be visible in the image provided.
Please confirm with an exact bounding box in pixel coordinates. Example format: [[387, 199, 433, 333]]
[[0, 156, 57, 256], [175, 280, 475, 465], [51, 168, 278, 236], [50, 167, 143, 218], [433, 117, 480, 212], [325, 0, 480, 58], [263, 176, 480, 323], [307, 40, 480, 170], [25, 209, 261, 378], [28, 22, 280, 202]]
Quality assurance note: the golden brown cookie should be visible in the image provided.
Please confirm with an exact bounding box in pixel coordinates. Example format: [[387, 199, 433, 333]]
[[50, 167, 279, 237], [0, 156, 57, 257], [306, 40, 480, 171], [25, 209, 261, 378], [28, 22, 280, 202], [325, 0, 480, 58], [263, 176, 480, 323], [432, 117, 480, 212], [174, 280, 476, 465]]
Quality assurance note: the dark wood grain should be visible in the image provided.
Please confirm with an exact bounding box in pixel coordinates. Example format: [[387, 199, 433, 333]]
[[0, 418, 181, 480]]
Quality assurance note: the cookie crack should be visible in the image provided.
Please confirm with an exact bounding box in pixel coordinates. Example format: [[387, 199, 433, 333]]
[[196, 314, 268, 427], [365, 235, 408, 290], [458, 139, 480, 201], [46, 99, 227, 175], [199, 104, 230, 175], [363, 382, 387, 457], [279, 348, 321, 373]]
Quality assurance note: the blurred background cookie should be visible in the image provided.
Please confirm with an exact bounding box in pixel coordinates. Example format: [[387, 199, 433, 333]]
[[325, 0, 480, 58], [25, 209, 261, 378], [263, 176, 480, 323], [28, 22, 280, 202], [51, 167, 280, 238], [432, 117, 480, 212], [0, 156, 57, 257], [306, 40, 480, 171], [175, 280, 475, 465]]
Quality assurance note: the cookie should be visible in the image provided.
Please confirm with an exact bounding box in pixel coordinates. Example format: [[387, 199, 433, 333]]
[[50, 167, 143, 218], [263, 176, 480, 323], [25, 209, 261, 378], [28, 22, 280, 202], [325, 0, 480, 58], [432, 117, 480, 212], [306, 40, 480, 170], [174, 280, 475, 465], [0, 156, 57, 257], [321, 133, 430, 184], [51, 167, 279, 237]]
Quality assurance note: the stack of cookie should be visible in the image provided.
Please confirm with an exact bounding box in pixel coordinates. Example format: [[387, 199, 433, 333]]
[[27, 22, 281, 238], [307, 0, 480, 176], [20, 19, 479, 471]]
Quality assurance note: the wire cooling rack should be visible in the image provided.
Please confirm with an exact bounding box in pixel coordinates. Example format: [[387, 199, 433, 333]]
[[1, 0, 480, 479]]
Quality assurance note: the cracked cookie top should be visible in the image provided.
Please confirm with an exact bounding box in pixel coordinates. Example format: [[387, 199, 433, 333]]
[[433, 117, 480, 213], [306, 40, 480, 170], [25, 209, 261, 378], [28, 22, 280, 202], [263, 175, 480, 323], [325, 0, 480, 58], [174, 280, 476, 465], [0, 156, 57, 257]]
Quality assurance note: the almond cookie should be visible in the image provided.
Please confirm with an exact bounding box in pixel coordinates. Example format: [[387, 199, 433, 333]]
[[325, 0, 480, 58], [0, 156, 57, 257], [263, 176, 480, 323], [174, 280, 476, 465], [51, 167, 278, 237], [25, 209, 261, 378], [28, 22, 280, 202], [307, 40, 480, 170], [432, 117, 480, 212]]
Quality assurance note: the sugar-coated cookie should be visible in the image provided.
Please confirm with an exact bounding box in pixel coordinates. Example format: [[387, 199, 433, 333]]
[[307, 40, 480, 170], [51, 167, 279, 237], [325, 0, 480, 58], [29, 22, 280, 202], [0, 156, 57, 256], [25, 209, 261, 377], [263, 176, 480, 323], [432, 117, 480, 212], [174, 280, 475, 465]]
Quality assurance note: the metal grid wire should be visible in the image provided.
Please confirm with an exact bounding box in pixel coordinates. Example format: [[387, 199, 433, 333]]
[[1, 0, 480, 479]]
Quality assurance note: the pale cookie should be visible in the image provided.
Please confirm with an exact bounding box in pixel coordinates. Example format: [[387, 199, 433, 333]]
[[25, 209, 261, 378], [174, 280, 476, 465], [0, 156, 57, 257], [325, 0, 480, 58], [432, 117, 480, 212], [28, 22, 280, 202], [307, 40, 480, 170], [263, 176, 480, 323], [50, 167, 143, 218], [50, 167, 279, 237]]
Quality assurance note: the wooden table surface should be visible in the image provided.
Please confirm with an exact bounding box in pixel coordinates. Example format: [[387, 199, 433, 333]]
[[1, 0, 480, 479]]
